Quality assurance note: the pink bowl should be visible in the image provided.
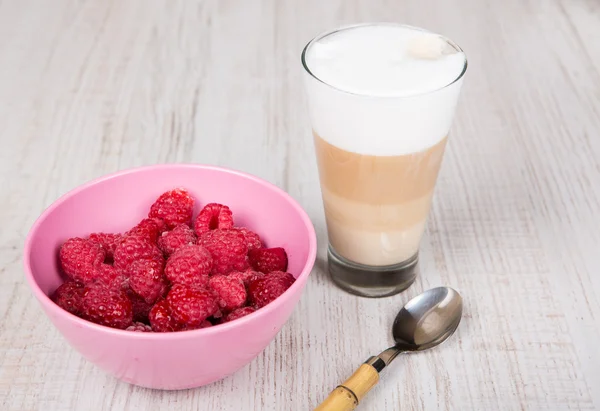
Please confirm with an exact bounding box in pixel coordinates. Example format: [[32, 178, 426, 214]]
[[23, 164, 317, 390]]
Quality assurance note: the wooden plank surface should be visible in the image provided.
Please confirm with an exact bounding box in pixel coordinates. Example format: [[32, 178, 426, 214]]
[[1, 0, 600, 409]]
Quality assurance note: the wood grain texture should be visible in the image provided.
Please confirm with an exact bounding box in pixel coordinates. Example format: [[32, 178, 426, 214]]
[[1, 0, 599, 410]]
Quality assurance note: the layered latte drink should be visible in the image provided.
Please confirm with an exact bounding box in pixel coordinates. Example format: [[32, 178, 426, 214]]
[[301, 23, 467, 297]]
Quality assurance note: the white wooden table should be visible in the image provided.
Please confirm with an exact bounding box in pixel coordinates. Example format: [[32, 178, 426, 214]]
[[2, 0, 600, 410]]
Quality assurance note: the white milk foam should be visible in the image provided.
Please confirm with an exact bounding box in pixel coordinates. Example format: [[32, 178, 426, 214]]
[[303, 24, 466, 156]]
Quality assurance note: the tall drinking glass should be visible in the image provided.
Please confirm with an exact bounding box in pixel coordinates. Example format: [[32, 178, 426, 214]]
[[301, 23, 467, 297]]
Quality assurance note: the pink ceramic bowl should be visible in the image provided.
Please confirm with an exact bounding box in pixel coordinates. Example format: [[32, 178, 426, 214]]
[[23, 164, 317, 390]]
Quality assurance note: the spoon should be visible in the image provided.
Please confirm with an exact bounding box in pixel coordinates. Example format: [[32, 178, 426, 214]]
[[314, 286, 463, 411]]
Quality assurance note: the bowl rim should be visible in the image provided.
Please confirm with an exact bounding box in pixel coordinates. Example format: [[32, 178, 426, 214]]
[[23, 163, 318, 339]]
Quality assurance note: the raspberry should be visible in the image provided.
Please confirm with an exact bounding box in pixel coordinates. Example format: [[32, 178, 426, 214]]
[[148, 188, 194, 229], [228, 269, 264, 287], [148, 299, 181, 332], [199, 320, 212, 328], [92, 264, 128, 290], [81, 284, 133, 329], [127, 218, 166, 243], [164, 244, 212, 288], [51, 281, 84, 315], [232, 227, 262, 251], [194, 203, 234, 235], [248, 247, 288, 274], [199, 229, 249, 275], [129, 290, 155, 323], [167, 284, 219, 327], [158, 224, 196, 256], [151, 217, 168, 233], [247, 271, 295, 308], [128, 258, 168, 304], [113, 234, 163, 271], [224, 306, 256, 322], [87, 233, 123, 261], [59, 238, 105, 283], [208, 275, 247, 312], [126, 322, 153, 332]]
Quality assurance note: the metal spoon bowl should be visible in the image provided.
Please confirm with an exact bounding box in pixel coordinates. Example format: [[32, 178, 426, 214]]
[[314, 286, 463, 411], [372, 286, 463, 370]]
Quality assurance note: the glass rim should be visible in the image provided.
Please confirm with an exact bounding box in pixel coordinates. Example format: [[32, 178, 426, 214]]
[[300, 22, 468, 99]]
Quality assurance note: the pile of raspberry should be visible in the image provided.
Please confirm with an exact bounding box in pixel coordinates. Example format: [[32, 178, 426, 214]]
[[51, 188, 295, 332]]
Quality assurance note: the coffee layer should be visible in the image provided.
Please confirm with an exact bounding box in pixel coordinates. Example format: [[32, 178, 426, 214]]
[[322, 187, 433, 265], [314, 133, 446, 204], [314, 133, 446, 266]]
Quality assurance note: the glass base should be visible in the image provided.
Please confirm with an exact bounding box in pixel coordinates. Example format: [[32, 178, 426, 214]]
[[327, 246, 418, 298]]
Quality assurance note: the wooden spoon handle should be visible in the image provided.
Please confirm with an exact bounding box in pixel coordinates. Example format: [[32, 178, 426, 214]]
[[313, 363, 380, 411]]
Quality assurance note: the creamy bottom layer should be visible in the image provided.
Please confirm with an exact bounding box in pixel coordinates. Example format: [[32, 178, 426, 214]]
[[322, 187, 434, 266]]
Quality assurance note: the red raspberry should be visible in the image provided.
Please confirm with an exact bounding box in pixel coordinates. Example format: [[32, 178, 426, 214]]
[[224, 306, 256, 322], [59, 238, 105, 283], [248, 247, 288, 273], [232, 227, 262, 251], [81, 284, 133, 329], [92, 264, 128, 290], [129, 290, 155, 323], [127, 218, 166, 243], [87, 233, 123, 261], [128, 259, 168, 304], [247, 271, 295, 308], [158, 224, 197, 256], [228, 269, 264, 287], [126, 322, 153, 332], [164, 244, 212, 288], [208, 275, 247, 312], [148, 188, 195, 229], [148, 299, 182, 332], [167, 284, 219, 327], [113, 234, 163, 271], [151, 217, 168, 233], [199, 229, 249, 275], [194, 203, 234, 235], [51, 281, 85, 315]]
